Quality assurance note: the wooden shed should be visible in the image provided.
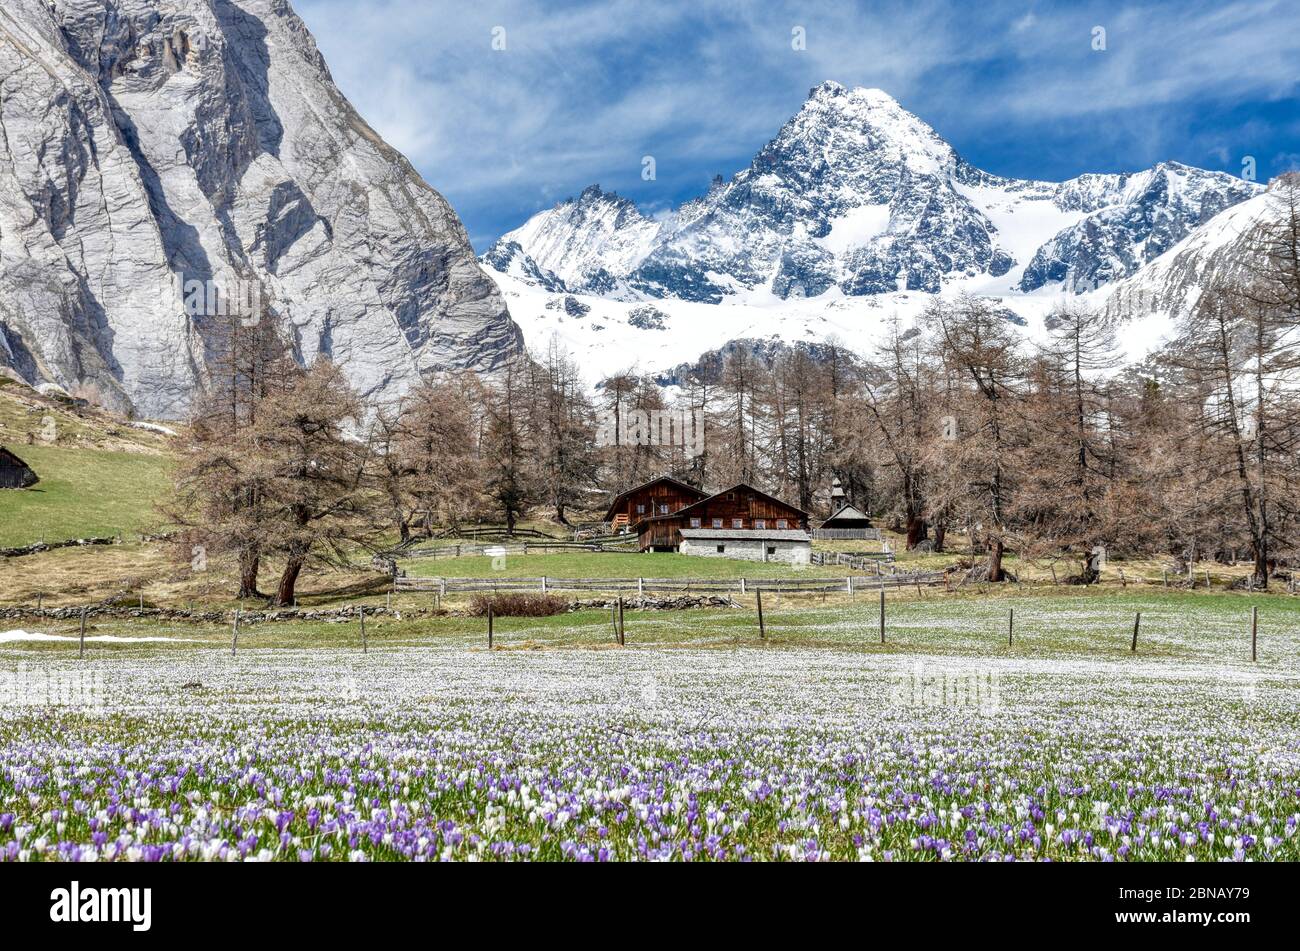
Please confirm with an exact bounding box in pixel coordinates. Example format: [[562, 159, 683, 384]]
[[815, 503, 878, 540], [604, 476, 708, 534], [0, 447, 38, 489]]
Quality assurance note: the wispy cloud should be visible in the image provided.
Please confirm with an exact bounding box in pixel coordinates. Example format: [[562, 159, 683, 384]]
[[294, 0, 1300, 247]]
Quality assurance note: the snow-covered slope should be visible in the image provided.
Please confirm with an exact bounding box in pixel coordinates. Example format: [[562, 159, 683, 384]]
[[495, 185, 663, 294], [488, 82, 1258, 310], [1100, 183, 1288, 328]]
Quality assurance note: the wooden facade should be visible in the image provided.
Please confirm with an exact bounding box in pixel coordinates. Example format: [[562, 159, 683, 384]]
[[636, 482, 811, 552], [0, 447, 37, 490], [604, 476, 708, 534]]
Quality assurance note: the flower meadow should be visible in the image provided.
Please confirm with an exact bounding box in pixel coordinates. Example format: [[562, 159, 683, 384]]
[[3, 613, 1299, 863]]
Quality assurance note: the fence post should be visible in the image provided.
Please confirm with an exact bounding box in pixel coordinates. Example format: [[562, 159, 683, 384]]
[[1008, 607, 1014, 647], [37, 592, 43, 618], [638, 577, 644, 596], [1130, 612, 1140, 653], [879, 589, 885, 644], [360, 607, 367, 654], [79, 606, 87, 659], [618, 597, 625, 646], [440, 578, 447, 599], [1251, 606, 1258, 662], [488, 605, 494, 649], [740, 578, 746, 595], [846, 575, 852, 595], [756, 589, 765, 640], [541, 576, 547, 594], [232, 609, 240, 656]]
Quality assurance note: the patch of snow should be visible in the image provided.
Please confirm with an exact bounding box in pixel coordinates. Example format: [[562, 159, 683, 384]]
[[129, 421, 178, 437], [0, 630, 203, 644]]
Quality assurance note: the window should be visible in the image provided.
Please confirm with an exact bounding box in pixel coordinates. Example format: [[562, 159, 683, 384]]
[[712, 518, 723, 528], [689, 518, 701, 528], [636, 504, 645, 514], [659, 503, 669, 514], [732, 518, 744, 529], [767, 546, 777, 556], [776, 519, 788, 529], [716, 545, 726, 553], [755, 519, 766, 530]]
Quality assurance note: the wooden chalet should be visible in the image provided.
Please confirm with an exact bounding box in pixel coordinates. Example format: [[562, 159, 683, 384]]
[[636, 482, 811, 552], [603, 476, 708, 534], [0, 447, 38, 489]]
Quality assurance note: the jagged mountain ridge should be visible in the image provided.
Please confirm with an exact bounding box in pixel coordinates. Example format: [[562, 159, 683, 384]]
[[487, 81, 1259, 305], [0, 0, 523, 418]]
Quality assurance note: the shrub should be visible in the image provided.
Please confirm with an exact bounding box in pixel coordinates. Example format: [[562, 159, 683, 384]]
[[468, 593, 569, 617]]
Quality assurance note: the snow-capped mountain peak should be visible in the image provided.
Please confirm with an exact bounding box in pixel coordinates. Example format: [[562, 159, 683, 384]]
[[778, 81, 959, 179], [486, 82, 1260, 308], [487, 184, 663, 294]]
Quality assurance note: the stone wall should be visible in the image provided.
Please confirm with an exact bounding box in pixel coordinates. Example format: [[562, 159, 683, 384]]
[[680, 537, 810, 565]]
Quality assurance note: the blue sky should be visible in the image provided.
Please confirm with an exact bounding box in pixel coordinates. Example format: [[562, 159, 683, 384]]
[[295, 0, 1300, 250]]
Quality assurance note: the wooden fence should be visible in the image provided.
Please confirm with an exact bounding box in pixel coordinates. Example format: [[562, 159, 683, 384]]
[[812, 527, 883, 541], [811, 549, 896, 570], [396, 571, 944, 596], [397, 538, 638, 559]]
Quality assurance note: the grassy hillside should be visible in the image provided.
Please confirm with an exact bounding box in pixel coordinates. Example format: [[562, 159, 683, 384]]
[[0, 383, 173, 547]]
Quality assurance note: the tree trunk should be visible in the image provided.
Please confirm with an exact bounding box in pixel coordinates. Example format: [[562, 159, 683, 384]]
[[1253, 549, 1269, 590], [905, 514, 928, 550], [238, 551, 261, 600], [932, 522, 947, 553], [273, 555, 305, 607], [987, 537, 1004, 583], [554, 503, 570, 526]]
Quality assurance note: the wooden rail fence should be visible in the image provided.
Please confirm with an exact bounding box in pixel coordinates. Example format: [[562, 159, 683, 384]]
[[812, 527, 883, 541], [396, 571, 944, 596], [397, 539, 638, 559], [811, 549, 897, 570]]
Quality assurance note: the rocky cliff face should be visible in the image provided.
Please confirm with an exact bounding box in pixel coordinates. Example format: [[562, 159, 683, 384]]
[[0, 0, 522, 418], [487, 82, 1260, 307], [1099, 183, 1288, 323]]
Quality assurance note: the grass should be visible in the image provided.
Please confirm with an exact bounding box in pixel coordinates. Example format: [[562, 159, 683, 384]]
[[0, 444, 171, 547], [6, 588, 1297, 666], [0, 387, 173, 547]]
